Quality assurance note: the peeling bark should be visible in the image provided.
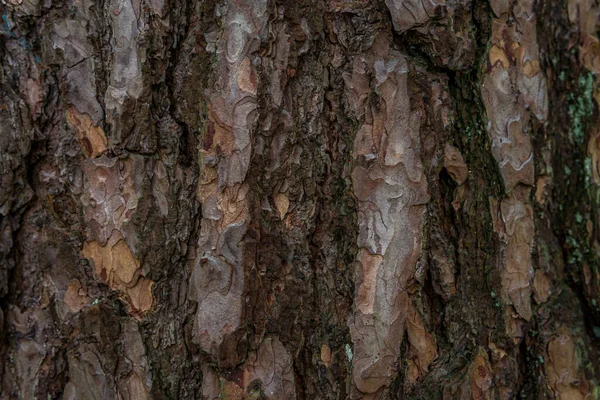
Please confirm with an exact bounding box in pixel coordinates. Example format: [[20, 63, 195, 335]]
[[2, 0, 600, 398]]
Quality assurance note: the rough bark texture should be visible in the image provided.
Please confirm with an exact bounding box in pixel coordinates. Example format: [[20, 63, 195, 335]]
[[2, 0, 600, 398]]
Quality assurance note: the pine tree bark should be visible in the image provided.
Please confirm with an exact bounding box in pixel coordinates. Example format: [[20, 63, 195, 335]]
[[1, 0, 600, 398]]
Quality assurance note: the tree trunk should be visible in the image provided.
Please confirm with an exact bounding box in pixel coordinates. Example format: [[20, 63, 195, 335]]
[[1, 0, 600, 398]]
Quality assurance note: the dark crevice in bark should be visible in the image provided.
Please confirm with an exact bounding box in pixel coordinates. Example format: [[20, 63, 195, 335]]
[[382, 0, 508, 395], [95, 0, 111, 132], [539, 0, 600, 331], [3, 0, 600, 397], [517, 331, 536, 398], [163, 0, 195, 167]]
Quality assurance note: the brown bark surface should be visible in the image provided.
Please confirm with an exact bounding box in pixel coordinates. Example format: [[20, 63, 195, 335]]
[[1, 0, 600, 398]]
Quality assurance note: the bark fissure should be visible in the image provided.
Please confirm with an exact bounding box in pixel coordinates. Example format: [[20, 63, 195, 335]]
[[3, 0, 600, 398]]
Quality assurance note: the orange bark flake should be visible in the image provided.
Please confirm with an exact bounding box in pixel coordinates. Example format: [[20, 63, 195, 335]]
[[66, 106, 107, 158]]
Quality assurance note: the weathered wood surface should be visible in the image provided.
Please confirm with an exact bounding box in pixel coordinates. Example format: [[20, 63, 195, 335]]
[[2, 0, 600, 398]]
